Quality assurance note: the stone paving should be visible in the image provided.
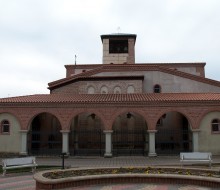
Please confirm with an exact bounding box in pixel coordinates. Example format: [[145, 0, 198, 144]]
[[35, 156, 187, 168], [1, 156, 220, 190], [63, 184, 217, 190]]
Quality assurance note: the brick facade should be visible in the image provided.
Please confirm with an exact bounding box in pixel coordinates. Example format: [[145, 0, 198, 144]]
[[51, 80, 142, 94], [1, 33, 220, 156]]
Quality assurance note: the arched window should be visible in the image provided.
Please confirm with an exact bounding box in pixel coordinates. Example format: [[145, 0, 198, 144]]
[[114, 86, 121, 94], [87, 86, 95, 94], [127, 85, 135, 94], [154, 84, 161, 93], [1, 120, 10, 134], [211, 119, 220, 132], [100, 86, 108, 94]]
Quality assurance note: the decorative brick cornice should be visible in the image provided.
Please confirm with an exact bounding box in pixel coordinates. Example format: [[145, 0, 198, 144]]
[[1, 102, 220, 131]]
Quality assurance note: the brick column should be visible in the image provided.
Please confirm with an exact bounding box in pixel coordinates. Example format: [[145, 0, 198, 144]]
[[61, 130, 70, 155], [148, 130, 157, 157], [20, 130, 28, 155], [104, 130, 113, 158]]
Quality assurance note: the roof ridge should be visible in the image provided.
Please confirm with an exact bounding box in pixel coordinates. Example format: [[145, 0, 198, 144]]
[[48, 65, 104, 88], [65, 62, 206, 67]]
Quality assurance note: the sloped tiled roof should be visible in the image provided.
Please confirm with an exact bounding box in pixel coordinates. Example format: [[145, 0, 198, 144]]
[[48, 64, 220, 90], [65, 62, 206, 69], [0, 93, 220, 105]]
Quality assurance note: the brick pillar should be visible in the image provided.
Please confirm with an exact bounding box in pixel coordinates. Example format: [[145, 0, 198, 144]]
[[20, 130, 28, 155], [104, 130, 113, 157], [61, 130, 70, 155], [148, 130, 157, 157], [192, 129, 200, 152]]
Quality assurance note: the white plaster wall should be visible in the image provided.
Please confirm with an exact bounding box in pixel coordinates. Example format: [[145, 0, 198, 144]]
[[199, 112, 220, 155], [0, 113, 21, 153], [177, 67, 200, 76], [94, 71, 220, 93], [73, 69, 94, 75]]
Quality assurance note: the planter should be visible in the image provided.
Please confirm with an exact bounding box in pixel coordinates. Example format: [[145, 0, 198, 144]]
[[34, 167, 220, 190]]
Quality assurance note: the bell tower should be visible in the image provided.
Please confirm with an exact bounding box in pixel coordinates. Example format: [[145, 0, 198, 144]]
[[101, 33, 136, 64]]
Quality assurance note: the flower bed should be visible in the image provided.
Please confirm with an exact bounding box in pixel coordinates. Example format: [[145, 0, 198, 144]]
[[34, 167, 220, 190], [43, 167, 220, 179]]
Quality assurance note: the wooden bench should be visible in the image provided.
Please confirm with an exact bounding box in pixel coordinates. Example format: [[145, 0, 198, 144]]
[[2, 157, 38, 176], [180, 152, 212, 167]]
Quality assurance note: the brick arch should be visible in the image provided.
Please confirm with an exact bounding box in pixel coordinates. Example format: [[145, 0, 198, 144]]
[[0, 111, 22, 130], [154, 108, 194, 131], [26, 110, 63, 131], [66, 108, 107, 131], [109, 108, 149, 130], [197, 107, 220, 129]]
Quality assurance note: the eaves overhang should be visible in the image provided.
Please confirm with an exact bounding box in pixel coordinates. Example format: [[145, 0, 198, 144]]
[[1, 93, 220, 108]]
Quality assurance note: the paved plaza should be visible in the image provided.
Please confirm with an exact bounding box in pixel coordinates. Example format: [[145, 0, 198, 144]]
[[1, 156, 220, 190]]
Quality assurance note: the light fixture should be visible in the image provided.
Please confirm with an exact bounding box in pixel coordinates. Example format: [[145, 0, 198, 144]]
[[91, 113, 96, 119]]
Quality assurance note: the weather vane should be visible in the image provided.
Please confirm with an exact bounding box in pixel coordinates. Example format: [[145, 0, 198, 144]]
[[75, 54, 77, 65]]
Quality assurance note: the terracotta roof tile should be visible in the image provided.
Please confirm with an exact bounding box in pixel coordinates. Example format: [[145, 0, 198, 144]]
[[0, 93, 220, 105]]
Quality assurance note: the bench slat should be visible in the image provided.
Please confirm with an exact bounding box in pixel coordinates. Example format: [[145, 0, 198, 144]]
[[2, 157, 37, 176], [180, 152, 212, 167], [3, 157, 35, 166]]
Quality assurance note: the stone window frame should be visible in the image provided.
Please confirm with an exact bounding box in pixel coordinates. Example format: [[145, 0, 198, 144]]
[[1, 119, 10, 134], [211, 118, 220, 133], [127, 85, 135, 94], [109, 39, 128, 54], [154, 84, 161, 93], [113, 86, 122, 94], [100, 85, 108, 94], [87, 86, 95, 94]]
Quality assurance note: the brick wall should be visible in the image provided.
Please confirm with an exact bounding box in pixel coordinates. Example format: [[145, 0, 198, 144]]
[[51, 80, 142, 94]]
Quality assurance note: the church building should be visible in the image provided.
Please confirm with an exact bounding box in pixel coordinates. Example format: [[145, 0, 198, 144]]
[[1, 33, 220, 157]]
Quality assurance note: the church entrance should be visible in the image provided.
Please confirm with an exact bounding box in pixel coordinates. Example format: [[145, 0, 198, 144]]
[[28, 112, 62, 155], [112, 112, 148, 156], [155, 112, 192, 155], [69, 113, 105, 156]]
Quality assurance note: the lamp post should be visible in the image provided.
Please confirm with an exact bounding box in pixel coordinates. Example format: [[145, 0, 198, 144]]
[[61, 152, 67, 169]]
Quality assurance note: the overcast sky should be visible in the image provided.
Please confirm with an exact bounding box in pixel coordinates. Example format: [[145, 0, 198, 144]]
[[0, 0, 220, 98]]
